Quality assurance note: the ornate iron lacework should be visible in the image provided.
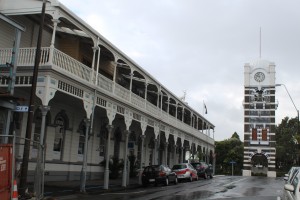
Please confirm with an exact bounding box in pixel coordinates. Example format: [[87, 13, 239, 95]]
[[117, 105, 125, 114], [133, 113, 141, 121], [96, 97, 106, 107], [0, 76, 32, 86], [58, 80, 83, 98], [148, 119, 154, 126]]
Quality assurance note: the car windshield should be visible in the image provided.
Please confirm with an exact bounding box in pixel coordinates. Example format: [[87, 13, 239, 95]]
[[191, 163, 199, 167], [172, 164, 186, 170]]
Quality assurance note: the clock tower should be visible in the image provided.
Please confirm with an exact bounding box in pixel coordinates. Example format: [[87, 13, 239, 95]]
[[243, 59, 277, 177]]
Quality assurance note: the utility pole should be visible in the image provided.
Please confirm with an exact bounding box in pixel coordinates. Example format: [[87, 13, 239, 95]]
[[276, 84, 299, 134], [19, 0, 46, 197]]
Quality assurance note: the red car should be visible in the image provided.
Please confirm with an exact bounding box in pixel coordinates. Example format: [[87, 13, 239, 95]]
[[172, 163, 198, 182]]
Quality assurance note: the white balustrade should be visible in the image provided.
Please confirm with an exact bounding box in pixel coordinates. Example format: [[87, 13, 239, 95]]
[[52, 49, 92, 82], [98, 75, 113, 92], [161, 111, 169, 121], [114, 84, 130, 101], [169, 115, 178, 126], [131, 92, 145, 109], [0, 47, 50, 66], [0, 47, 213, 144], [146, 102, 160, 116], [0, 48, 12, 64]]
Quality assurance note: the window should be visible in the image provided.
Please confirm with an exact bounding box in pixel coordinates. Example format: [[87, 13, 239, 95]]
[[53, 116, 65, 152], [99, 123, 107, 157], [53, 126, 64, 152], [292, 175, 299, 195], [262, 129, 268, 141], [78, 131, 85, 155], [77, 120, 86, 155], [252, 128, 257, 141]]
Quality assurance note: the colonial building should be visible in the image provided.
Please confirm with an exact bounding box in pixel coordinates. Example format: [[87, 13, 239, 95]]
[[0, 0, 215, 188], [243, 59, 277, 177]]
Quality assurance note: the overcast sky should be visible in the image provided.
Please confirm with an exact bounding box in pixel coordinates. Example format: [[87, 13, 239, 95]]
[[59, 0, 300, 141]]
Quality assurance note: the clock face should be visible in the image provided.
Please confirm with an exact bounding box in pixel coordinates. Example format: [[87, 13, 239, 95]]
[[254, 72, 265, 82]]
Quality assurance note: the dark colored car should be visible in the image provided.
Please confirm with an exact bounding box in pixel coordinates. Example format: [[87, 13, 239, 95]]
[[191, 162, 213, 179], [141, 164, 178, 186]]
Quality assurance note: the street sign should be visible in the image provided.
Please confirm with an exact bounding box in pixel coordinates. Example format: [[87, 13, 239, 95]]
[[229, 161, 236, 164], [14, 106, 28, 112]]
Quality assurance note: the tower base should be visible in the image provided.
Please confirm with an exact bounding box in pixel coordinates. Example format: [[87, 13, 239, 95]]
[[267, 171, 276, 177], [242, 170, 251, 176]]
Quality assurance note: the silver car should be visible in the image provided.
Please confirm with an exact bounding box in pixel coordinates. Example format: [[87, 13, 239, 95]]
[[283, 167, 300, 200]]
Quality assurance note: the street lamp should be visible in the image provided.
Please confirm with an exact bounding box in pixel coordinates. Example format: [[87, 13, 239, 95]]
[[276, 83, 299, 135]]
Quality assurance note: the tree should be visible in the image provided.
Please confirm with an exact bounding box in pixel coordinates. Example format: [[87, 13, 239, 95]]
[[276, 116, 299, 172], [215, 132, 244, 175]]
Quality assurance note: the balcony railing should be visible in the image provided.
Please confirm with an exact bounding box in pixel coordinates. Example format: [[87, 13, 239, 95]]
[[0, 47, 213, 143]]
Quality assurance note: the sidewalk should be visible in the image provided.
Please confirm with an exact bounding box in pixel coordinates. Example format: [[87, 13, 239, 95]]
[[42, 176, 141, 199]]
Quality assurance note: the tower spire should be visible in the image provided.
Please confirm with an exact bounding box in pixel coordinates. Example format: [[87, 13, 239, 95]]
[[259, 27, 262, 58]]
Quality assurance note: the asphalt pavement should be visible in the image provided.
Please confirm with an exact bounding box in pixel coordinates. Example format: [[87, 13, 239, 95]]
[[41, 176, 141, 199]]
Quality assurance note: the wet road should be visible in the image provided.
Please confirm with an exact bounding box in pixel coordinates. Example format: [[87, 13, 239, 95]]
[[60, 176, 285, 200]]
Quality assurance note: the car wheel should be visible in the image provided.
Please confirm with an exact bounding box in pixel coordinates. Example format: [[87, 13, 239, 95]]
[[165, 177, 169, 186], [174, 177, 178, 185], [204, 173, 208, 179]]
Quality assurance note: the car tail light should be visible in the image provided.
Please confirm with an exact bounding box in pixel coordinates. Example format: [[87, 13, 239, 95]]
[[177, 169, 187, 174], [159, 171, 166, 177]]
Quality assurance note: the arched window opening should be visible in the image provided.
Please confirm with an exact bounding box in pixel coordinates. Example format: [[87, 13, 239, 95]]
[[113, 127, 122, 159], [53, 110, 69, 160]]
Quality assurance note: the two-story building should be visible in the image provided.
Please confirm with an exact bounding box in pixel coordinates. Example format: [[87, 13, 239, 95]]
[[0, 0, 215, 187]]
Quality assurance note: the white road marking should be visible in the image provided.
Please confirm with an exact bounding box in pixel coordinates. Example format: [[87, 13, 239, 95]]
[[223, 177, 248, 187], [100, 190, 146, 195], [277, 196, 281, 200]]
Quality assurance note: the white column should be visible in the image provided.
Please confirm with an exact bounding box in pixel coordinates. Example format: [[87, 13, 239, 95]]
[[33, 105, 50, 199], [180, 146, 184, 163], [153, 139, 158, 164], [48, 19, 60, 63], [144, 82, 148, 108], [129, 72, 133, 102], [80, 118, 91, 193], [173, 144, 177, 165], [164, 142, 168, 165], [104, 125, 114, 189], [122, 130, 129, 187], [139, 135, 145, 185], [95, 46, 101, 85], [90, 46, 97, 83], [167, 98, 170, 114]]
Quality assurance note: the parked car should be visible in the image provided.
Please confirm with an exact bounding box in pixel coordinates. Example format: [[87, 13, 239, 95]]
[[141, 164, 178, 186], [284, 166, 300, 183], [172, 163, 198, 182], [191, 162, 213, 179], [283, 167, 300, 200]]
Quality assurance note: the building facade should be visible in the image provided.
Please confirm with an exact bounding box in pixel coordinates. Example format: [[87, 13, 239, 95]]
[[0, 0, 215, 187], [243, 59, 277, 177]]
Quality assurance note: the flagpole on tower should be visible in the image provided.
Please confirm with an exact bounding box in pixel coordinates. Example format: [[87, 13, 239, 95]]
[[203, 100, 208, 162]]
